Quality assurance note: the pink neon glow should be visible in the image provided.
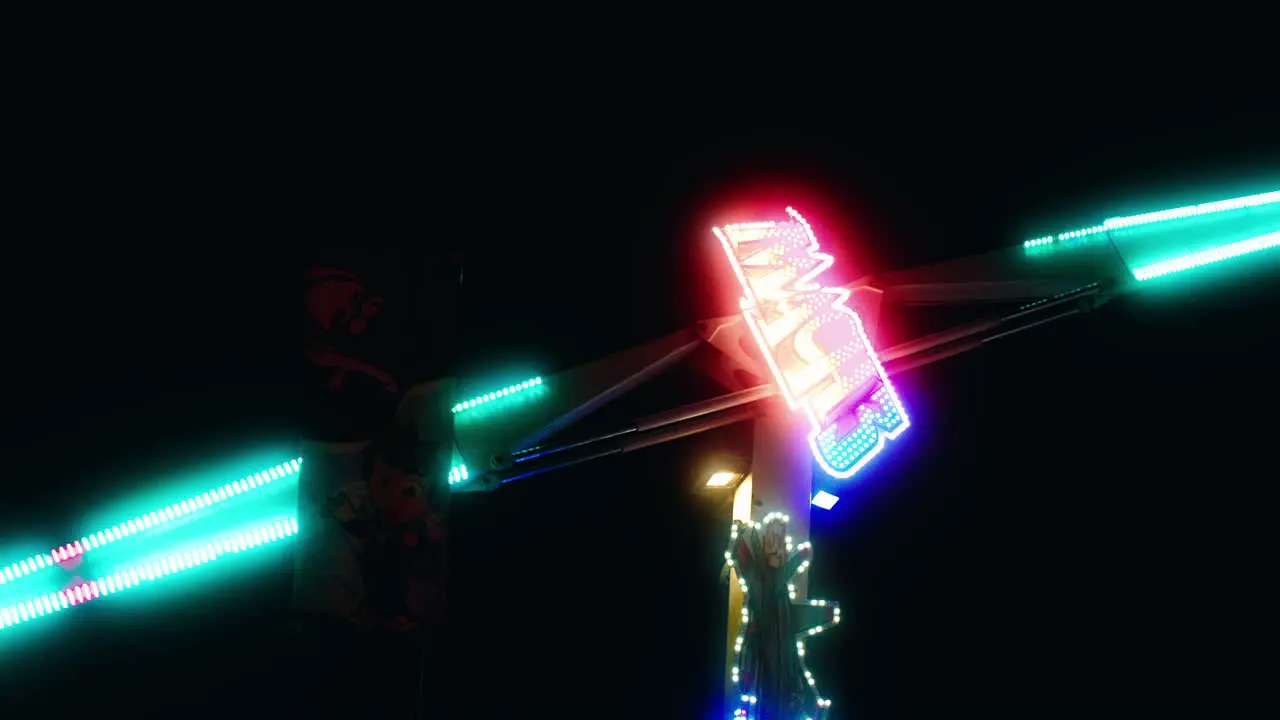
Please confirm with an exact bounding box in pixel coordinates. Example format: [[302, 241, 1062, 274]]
[[714, 208, 909, 479]]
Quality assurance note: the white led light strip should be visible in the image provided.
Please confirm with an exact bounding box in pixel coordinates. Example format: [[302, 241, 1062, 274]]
[[0, 458, 302, 588], [0, 518, 299, 633], [1133, 231, 1280, 281]]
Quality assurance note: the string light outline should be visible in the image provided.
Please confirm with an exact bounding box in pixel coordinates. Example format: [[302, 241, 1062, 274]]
[[725, 511, 840, 720]]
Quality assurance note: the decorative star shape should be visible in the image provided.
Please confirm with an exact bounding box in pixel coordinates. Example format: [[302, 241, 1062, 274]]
[[725, 512, 840, 720]]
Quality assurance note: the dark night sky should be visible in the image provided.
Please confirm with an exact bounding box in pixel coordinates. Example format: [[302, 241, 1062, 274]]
[[1, 64, 1277, 718]]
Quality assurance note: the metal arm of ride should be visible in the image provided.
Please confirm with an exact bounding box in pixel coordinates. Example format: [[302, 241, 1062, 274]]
[[485, 282, 1105, 486], [436, 191, 1280, 489], [430, 221, 1134, 493]]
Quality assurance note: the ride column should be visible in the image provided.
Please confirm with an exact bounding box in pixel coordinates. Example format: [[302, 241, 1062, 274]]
[[724, 404, 814, 700]]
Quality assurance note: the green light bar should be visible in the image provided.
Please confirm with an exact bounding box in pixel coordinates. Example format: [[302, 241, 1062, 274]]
[[1133, 230, 1280, 281], [451, 376, 543, 414]]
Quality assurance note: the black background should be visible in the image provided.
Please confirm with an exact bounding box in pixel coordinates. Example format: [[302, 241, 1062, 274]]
[[1, 41, 1278, 718]]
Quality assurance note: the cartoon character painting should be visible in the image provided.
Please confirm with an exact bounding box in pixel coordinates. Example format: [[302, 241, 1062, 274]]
[[727, 512, 839, 719], [308, 424, 449, 633], [360, 426, 448, 631], [306, 267, 399, 395], [299, 261, 452, 637]]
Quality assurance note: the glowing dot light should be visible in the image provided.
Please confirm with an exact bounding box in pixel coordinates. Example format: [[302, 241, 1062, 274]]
[[1133, 230, 1280, 281], [810, 491, 839, 510], [447, 463, 470, 486], [707, 471, 740, 488], [0, 518, 299, 634], [0, 458, 302, 588], [451, 376, 543, 414]]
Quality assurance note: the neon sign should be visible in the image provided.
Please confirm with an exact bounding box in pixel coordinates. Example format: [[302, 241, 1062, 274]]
[[714, 207, 909, 479]]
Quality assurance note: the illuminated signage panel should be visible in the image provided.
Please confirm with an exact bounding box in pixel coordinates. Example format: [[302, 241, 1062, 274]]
[[714, 207, 908, 478]]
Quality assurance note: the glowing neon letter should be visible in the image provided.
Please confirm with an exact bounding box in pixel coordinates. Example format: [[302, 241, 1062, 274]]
[[714, 207, 909, 479]]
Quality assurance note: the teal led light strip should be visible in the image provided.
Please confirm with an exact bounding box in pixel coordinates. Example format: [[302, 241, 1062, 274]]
[[0, 458, 302, 589], [0, 518, 299, 633], [451, 376, 543, 414], [1105, 190, 1280, 230], [1133, 231, 1280, 281], [1023, 224, 1107, 248], [1023, 190, 1280, 249], [0, 450, 473, 592]]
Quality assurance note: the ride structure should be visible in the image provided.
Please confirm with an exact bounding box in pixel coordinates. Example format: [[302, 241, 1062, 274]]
[[2, 187, 1276, 717], [409, 188, 1279, 718]]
